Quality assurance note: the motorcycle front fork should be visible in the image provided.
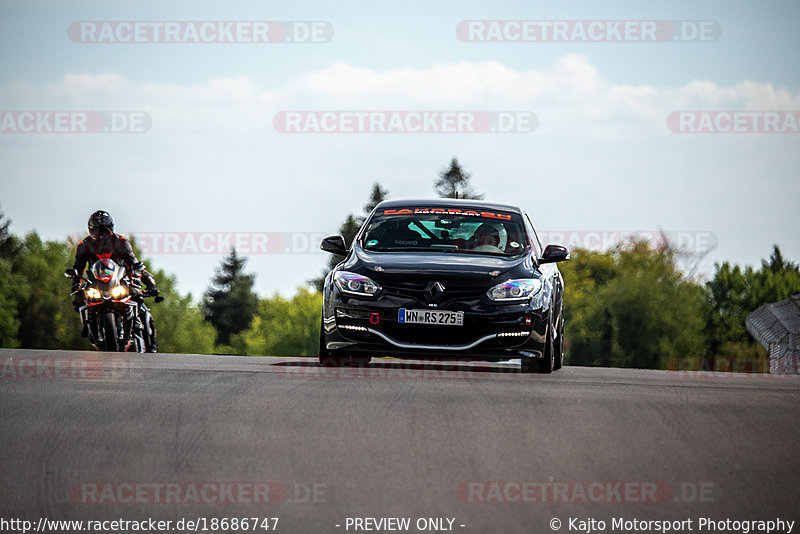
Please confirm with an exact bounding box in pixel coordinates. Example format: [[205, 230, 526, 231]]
[[79, 304, 137, 345]]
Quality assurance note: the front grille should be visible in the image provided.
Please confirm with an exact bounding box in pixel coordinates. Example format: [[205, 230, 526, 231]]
[[381, 283, 487, 305]]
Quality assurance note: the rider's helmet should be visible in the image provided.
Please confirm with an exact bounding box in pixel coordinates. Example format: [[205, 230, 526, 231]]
[[88, 210, 114, 238], [91, 260, 116, 283]]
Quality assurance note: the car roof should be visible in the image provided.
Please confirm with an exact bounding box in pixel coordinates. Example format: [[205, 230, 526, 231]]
[[374, 198, 523, 214]]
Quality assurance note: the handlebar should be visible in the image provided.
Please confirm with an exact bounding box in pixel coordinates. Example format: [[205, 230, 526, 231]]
[[67, 274, 163, 303]]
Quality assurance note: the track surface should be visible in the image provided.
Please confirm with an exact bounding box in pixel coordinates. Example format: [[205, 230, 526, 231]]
[[1, 348, 799, 533]]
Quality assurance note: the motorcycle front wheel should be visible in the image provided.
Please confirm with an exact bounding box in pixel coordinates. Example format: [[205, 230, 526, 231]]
[[101, 312, 119, 352]]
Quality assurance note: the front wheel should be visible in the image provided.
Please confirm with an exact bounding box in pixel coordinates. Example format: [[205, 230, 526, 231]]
[[520, 357, 538, 373], [318, 318, 340, 367], [141, 315, 157, 353], [553, 313, 564, 371], [100, 312, 119, 352], [146, 317, 157, 353], [537, 319, 555, 374]]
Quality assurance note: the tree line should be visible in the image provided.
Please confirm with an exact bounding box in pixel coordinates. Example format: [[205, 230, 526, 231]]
[[1, 158, 797, 370], [561, 241, 799, 371]]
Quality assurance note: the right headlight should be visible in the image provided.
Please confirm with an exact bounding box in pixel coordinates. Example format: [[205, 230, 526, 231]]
[[334, 271, 381, 297], [487, 279, 542, 302]]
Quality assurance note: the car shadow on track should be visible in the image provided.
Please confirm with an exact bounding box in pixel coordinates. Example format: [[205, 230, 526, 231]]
[[270, 358, 525, 378]]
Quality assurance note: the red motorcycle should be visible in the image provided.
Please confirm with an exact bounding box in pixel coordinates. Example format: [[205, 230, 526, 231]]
[[65, 260, 162, 352]]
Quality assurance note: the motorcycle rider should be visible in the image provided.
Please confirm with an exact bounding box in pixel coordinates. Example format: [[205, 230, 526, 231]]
[[70, 210, 159, 351]]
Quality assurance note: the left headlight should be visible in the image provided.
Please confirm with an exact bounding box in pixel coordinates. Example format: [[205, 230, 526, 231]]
[[110, 285, 127, 299], [487, 279, 542, 302], [334, 271, 381, 297], [85, 287, 102, 300]]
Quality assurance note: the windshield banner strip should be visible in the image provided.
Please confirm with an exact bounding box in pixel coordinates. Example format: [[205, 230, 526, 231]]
[[382, 208, 512, 220]]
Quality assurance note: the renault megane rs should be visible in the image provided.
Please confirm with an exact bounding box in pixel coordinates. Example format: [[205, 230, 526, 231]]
[[319, 199, 569, 373]]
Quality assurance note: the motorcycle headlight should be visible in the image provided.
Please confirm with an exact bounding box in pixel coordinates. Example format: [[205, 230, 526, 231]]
[[487, 279, 543, 302], [85, 287, 102, 300], [111, 285, 127, 299], [334, 271, 381, 297]]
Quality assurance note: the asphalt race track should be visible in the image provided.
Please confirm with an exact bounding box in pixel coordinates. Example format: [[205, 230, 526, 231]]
[[1, 348, 798, 534]]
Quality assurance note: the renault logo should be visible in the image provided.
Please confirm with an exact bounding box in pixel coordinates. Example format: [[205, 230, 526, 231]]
[[424, 281, 445, 304]]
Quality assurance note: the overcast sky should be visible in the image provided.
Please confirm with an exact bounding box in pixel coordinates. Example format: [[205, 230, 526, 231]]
[[1, 0, 798, 298]]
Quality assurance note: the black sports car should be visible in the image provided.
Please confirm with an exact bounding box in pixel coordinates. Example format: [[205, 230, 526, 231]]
[[319, 199, 569, 373]]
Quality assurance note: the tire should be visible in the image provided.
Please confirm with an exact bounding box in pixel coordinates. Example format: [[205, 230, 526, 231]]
[[520, 357, 538, 373], [146, 317, 157, 353], [318, 317, 341, 367], [140, 314, 156, 353], [101, 312, 119, 352], [317, 318, 370, 367], [553, 310, 564, 371], [537, 317, 555, 374]]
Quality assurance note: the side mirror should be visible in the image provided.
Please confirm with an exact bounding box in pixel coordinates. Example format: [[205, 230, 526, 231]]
[[539, 244, 570, 264], [154, 296, 165, 303], [64, 268, 79, 278], [320, 235, 348, 256]]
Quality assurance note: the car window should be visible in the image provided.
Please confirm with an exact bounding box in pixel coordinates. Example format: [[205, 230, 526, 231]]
[[361, 209, 528, 257]]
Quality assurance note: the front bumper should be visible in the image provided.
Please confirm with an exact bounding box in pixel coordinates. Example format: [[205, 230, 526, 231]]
[[322, 293, 550, 361]]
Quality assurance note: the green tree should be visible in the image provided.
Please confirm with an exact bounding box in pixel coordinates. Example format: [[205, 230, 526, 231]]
[[0, 257, 27, 348], [12, 233, 84, 350], [0, 204, 21, 260], [559, 249, 619, 366], [231, 288, 322, 356], [705, 244, 800, 366], [202, 248, 259, 346], [147, 270, 216, 354], [434, 157, 483, 199], [118, 237, 216, 354], [0, 207, 26, 347], [562, 241, 707, 369]]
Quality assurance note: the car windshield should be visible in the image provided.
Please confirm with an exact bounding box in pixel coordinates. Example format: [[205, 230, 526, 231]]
[[360, 208, 528, 256]]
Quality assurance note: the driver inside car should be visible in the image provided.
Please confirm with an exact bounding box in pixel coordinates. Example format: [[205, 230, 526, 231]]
[[467, 222, 502, 251]]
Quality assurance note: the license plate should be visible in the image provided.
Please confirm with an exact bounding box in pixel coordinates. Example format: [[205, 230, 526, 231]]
[[398, 309, 464, 326]]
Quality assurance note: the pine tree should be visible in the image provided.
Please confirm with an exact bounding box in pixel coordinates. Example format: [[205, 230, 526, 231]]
[[202, 248, 258, 346], [0, 204, 20, 260], [434, 157, 483, 199], [763, 244, 798, 273], [310, 183, 389, 291], [364, 183, 389, 214]]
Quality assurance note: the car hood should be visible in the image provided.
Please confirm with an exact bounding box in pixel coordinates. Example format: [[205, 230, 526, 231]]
[[344, 247, 536, 286]]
